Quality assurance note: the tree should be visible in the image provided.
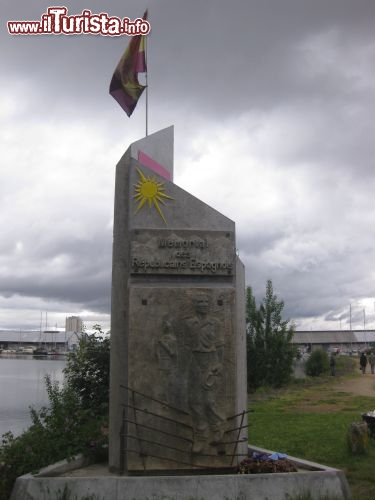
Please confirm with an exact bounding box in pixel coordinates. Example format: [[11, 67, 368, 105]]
[[246, 280, 296, 391]]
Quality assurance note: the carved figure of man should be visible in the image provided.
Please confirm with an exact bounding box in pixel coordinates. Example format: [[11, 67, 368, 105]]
[[185, 294, 226, 454], [156, 317, 177, 403]]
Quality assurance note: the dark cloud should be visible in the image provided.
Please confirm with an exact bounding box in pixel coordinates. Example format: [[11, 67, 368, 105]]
[[3, 0, 375, 116], [2, 0, 375, 330]]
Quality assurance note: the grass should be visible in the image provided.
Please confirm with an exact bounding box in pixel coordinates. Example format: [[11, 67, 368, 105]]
[[249, 358, 375, 500]]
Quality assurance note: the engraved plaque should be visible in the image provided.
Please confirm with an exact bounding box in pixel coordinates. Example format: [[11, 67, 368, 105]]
[[130, 230, 235, 276]]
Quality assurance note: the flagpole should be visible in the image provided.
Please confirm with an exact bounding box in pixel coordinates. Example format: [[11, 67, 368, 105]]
[[145, 31, 148, 137]]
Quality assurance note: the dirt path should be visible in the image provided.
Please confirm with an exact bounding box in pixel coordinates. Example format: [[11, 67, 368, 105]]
[[333, 372, 375, 398]]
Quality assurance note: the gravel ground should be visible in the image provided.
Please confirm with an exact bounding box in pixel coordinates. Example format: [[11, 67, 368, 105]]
[[333, 372, 375, 398]]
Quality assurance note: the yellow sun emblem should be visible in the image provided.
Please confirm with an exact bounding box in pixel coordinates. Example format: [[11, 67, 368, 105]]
[[134, 168, 173, 224]]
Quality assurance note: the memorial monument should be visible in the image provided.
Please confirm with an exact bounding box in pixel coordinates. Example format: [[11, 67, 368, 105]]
[[109, 126, 248, 473], [10, 127, 353, 500]]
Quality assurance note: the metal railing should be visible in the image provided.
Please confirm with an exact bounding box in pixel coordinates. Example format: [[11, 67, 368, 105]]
[[119, 385, 249, 473]]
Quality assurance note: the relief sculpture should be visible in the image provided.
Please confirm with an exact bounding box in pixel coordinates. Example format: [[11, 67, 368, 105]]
[[185, 293, 226, 455], [156, 317, 177, 404], [154, 292, 228, 456]]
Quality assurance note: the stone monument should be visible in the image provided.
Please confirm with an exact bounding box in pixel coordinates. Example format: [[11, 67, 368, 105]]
[[109, 126, 248, 474], [10, 127, 352, 500]]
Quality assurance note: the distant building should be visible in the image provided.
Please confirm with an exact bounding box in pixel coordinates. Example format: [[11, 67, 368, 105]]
[[293, 329, 375, 353], [0, 316, 85, 353], [0, 330, 70, 352], [65, 316, 83, 333]]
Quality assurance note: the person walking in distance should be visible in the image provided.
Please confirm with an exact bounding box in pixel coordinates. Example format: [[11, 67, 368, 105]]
[[360, 352, 367, 375], [368, 351, 375, 375]]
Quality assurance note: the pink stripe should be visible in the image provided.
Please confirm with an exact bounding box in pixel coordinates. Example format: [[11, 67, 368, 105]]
[[138, 151, 171, 180]]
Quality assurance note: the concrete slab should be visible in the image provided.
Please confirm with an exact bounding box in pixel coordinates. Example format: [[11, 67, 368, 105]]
[[10, 446, 352, 500]]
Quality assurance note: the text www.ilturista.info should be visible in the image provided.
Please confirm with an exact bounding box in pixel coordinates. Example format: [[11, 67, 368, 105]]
[[7, 7, 150, 36]]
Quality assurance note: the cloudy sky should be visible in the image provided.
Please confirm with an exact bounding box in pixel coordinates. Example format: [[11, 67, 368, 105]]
[[1, 0, 375, 333]]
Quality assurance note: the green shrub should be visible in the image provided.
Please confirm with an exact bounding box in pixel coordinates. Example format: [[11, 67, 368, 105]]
[[0, 328, 110, 500], [305, 348, 329, 377], [0, 376, 107, 500], [64, 325, 110, 417]]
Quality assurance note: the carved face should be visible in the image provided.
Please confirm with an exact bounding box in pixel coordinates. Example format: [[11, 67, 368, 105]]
[[195, 298, 209, 315], [162, 318, 173, 333]]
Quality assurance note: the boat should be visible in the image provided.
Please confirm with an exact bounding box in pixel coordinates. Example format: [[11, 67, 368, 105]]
[[16, 346, 35, 354], [47, 349, 66, 358], [33, 347, 49, 356]]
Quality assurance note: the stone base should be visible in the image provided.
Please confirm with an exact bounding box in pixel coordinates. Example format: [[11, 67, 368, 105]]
[[10, 446, 352, 500]]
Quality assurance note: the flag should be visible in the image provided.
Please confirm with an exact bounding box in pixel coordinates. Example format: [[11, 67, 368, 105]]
[[109, 10, 148, 117]]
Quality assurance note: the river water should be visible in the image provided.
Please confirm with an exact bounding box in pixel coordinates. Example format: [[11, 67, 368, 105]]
[[0, 355, 65, 437]]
